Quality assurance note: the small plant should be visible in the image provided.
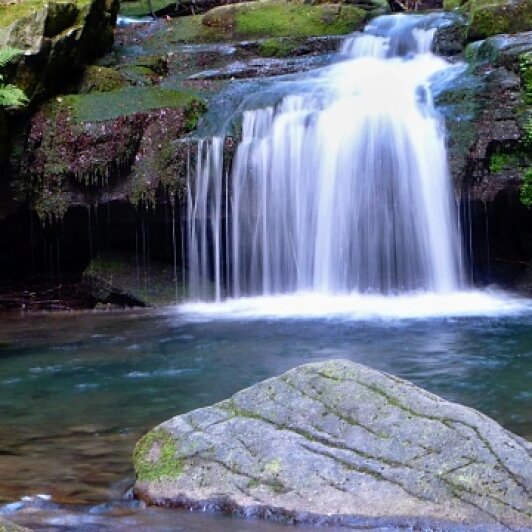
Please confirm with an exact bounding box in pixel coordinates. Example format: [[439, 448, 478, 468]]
[[0, 46, 28, 108], [520, 169, 532, 208]]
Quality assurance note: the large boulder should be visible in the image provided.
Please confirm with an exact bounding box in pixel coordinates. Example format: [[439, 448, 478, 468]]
[[465, 0, 532, 41], [201, 0, 371, 40], [0, 0, 120, 102], [133, 360, 532, 529]]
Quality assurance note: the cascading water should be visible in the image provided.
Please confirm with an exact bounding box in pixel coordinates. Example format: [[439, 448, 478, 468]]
[[187, 15, 465, 301]]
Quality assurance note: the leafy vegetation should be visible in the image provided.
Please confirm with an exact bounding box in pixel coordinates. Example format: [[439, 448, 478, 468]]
[[0, 47, 27, 108]]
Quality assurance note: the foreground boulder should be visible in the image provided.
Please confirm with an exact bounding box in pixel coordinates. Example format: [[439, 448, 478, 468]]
[[134, 359, 532, 529], [0, 517, 30, 531]]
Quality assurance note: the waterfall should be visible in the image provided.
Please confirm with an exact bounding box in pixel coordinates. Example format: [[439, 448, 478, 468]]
[[186, 15, 464, 301]]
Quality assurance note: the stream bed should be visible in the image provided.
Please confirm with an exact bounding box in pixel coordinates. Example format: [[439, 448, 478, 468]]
[[0, 297, 531, 530]]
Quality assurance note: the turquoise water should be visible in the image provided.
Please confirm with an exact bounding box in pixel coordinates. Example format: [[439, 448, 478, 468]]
[[0, 307, 531, 529]]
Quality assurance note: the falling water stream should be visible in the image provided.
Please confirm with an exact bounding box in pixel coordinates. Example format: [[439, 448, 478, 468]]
[[188, 15, 464, 301]]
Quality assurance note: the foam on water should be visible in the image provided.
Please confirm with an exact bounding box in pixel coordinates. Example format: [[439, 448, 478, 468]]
[[180, 290, 532, 321]]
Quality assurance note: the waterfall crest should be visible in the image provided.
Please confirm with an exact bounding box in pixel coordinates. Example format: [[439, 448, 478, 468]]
[[187, 15, 464, 300]]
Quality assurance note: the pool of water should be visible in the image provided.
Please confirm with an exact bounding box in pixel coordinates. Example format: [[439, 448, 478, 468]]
[[0, 298, 531, 529]]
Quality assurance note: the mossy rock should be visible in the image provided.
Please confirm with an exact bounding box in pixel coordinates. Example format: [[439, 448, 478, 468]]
[[19, 85, 206, 219], [202, 0, 368, 40], [134, 360, 532, 529], [118, 65, 157, 86], [0, 0, 119, 101], [83, 254, 185, 306], [258, 37, 304, 57], [120, 0, 174, 17], [443, 0, 465, 10], [133, 55, 168, 76], [465, 0, 532, 41], [60, 85, 202, 123], [78, 65, 128, 93]]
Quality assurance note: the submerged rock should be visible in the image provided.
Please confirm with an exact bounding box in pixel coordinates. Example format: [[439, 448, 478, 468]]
[[134, 359, 532, 529]]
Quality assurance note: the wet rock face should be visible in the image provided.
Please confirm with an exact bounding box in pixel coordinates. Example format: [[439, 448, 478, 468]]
[[133, 359, 532, 529], [15, 89, 205, 220], [436, 31, 531, 201], [435, 31, 532, 286]]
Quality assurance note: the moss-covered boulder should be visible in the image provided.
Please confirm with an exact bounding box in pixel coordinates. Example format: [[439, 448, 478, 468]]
[[134, 359, 532, 528], [78, 65, 128, 93], [14, 86, 206, 219], [0, 0, 120, 102], [465, 0, 532, 41], [201, 0, 369, 40]]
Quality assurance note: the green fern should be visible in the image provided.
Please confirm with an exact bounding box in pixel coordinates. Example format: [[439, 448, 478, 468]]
[[0, 46, 28, 108], [0, 46, 24, 68]]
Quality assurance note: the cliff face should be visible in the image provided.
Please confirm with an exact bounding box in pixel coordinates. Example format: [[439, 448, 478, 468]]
[[435, 30, 531, 286]]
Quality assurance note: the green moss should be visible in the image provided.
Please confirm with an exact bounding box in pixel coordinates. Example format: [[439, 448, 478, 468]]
[[166, 15, 215, 43], [520, 168, 532, 207], [118, 65, 156, 86], [466, 0, 532, 40], [0, 0, 91, 28], [78, 65, 128, 93], [520, 52, 532, 106], [489, 151, 523, 173], [0, 0, 46, 28], [232, 1, 367, 39], [264, 458, 282, 474], [443, 0, 462, 10], [258, 37, 301, 57], [120, 0, 172, 17], [61, 86, 201, 122], [134, 55, 168, 76], [518, 53, 532, 207], [134, 429, 183, 482]]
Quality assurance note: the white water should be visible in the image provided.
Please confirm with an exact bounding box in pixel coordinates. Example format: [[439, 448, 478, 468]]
[[181, 290, 532, 321], [187, 15, 466, 302], [183, 15, 529, 319]]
